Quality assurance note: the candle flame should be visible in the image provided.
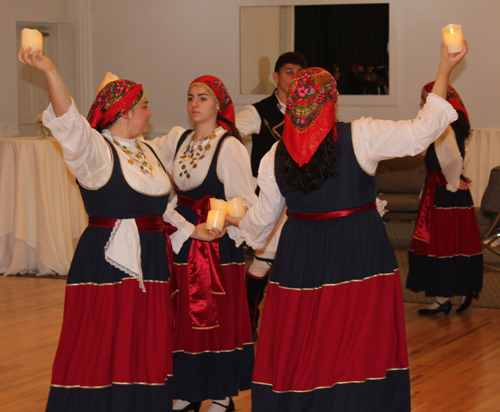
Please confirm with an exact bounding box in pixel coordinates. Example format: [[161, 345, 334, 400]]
[[450, 27, 454, 34]]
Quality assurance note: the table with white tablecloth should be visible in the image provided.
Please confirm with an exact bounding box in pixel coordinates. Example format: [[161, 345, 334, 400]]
[[0, 137, 88, 275], [464, 129, 500, 206], [0, 124, 12, 137]]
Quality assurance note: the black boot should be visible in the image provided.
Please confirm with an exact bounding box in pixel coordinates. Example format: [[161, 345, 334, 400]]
[[245, 272, 269, 341]]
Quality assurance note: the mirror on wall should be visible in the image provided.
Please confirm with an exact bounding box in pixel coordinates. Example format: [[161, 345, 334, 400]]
[[240, 4, 389, 96]]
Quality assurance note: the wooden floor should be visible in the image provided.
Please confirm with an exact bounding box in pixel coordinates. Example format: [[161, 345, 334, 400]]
[[1, 276, 500, 412]]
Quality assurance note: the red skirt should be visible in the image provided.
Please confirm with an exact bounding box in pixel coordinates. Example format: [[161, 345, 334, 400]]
[[254, 272, 409, 392], [407, 206, 483, 297], [171, 262, 254, 401]]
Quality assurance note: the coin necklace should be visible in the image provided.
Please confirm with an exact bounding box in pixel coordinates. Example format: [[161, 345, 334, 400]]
[[112, 137, 155, 178], [178, 129, 218, 179]]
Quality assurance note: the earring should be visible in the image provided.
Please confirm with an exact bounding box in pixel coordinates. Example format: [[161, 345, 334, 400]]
[[127, 119, 130, 130]]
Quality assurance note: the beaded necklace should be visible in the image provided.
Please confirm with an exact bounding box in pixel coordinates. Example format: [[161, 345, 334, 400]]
[[178, 128, 219, 179], [112, 136, 155, 178]]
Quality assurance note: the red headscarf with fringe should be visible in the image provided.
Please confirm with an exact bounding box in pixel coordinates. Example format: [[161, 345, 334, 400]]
[[283, 68, 338, 167], [87, 80, 144, 131]]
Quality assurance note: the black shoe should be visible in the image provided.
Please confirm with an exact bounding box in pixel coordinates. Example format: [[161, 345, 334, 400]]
[[251, 326, 259, 342], [174, 402, 201, 412], [211, 398, 235, 412], [457, 289, 480, 313], [418, 300, 452, 316]]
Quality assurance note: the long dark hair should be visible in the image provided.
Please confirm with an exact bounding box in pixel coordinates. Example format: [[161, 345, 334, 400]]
[[218, 115, 242, 142], [455, 110, 471, 140], [276, 130, 338, 192]]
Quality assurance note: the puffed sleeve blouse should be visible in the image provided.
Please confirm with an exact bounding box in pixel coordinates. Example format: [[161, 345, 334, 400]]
[[151, 126, 258, 249], [237, 93, 459, 249], [42, 100, 195, 276]]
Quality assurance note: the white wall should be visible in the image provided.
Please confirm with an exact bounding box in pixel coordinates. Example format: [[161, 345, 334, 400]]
[[240, 6, 281, 95], [2, 0, 498, 137], [0, 0, 76, 136], [87, 0, 499, 137]]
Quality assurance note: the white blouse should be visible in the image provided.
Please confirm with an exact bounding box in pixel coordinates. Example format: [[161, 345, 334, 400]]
[[237, 93, 459, 249], [235, 91, 286, 156], [434, 125, 463, 192], [151, 126, 258, 245], [43, 100, 194, 289]]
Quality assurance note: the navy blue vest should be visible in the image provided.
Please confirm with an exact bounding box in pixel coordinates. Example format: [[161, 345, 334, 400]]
[[275, 122, 377, 214], [251, 92, 284, 177], [78, 137, 170, 219]]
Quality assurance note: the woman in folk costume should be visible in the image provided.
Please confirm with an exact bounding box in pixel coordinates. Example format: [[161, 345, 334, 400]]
[[225, 42, 468, 412], [151, 76, 257, 412], [406, 83, 483, 315], [18, 49, 222, 412]]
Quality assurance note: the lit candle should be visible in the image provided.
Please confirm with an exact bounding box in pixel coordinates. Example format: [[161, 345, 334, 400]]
[[442, 24, 463, 53], [21, 28, 43, 54], [210, 198, 228, 211], [96, 72, 119, 95], [206, 209, 227, 231], [227, 195, 246, 218]]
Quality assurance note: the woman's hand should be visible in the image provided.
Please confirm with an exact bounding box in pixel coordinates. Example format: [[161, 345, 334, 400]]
[[18, 47, 71, 117], [439, 40, 468, 75], [432, 40, 468, 99], [225, 213, 243, 228], [459, 174, 472, 190], [191, 223, 227, 241], [224, 205, 248, 228], [18, 48, 56, 74]]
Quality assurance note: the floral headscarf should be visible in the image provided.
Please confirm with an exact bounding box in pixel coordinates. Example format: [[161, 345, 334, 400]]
[[423, 82, 469, 125], [87, 80, 144, 132], [283, 67, 338, 167], [189, 75, 235, 132]]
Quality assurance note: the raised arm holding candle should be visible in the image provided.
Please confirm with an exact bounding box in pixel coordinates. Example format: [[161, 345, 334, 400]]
[[18, 48, 223, 412], [150, 75, 258, 412], [227, 40, 467, 412]]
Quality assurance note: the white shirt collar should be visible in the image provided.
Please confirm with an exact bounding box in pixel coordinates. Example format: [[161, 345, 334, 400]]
[[274, 90, 286, 114]]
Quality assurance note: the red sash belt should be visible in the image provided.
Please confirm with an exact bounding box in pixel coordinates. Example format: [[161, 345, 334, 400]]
[[177, 195, 196, 208], [412, 169, 447, 243], [88, 216, 177, 290], [176, 194, 225, 330], [287, 202, 377, 221]]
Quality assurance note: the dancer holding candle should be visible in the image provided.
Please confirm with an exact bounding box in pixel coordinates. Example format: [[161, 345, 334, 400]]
[[226, 41, 468, 411], [18, 49, 223, 412], [151, 75, 257, 412], [406, 82, 483, 315]]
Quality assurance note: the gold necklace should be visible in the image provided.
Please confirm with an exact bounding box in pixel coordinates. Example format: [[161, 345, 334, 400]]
[[112, 137, 155, 178], [178, 129, 218, 178]]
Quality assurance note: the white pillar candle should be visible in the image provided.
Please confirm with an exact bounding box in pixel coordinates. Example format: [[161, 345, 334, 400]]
[[210, 198, 228, 211], [96, 72, 119, 95], [21, 28, 43, 54], [206, 209, 227, 231], [227, 195, 246, 218], [442, 24, 463, 53]]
